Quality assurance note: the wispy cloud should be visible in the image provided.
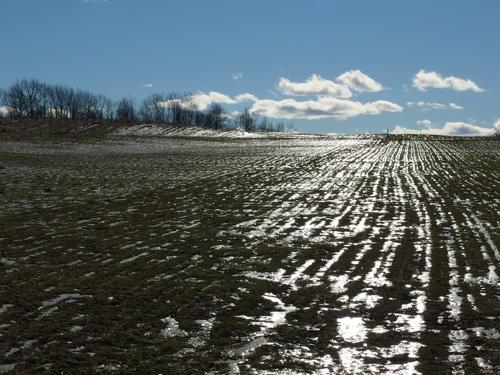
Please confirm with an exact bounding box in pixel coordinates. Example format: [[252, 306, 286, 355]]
[[141, 83, 153, 88], [267, 89, 279, 98], [407, 101, 463, 110], [232, 73, 243, 81], [412, 70, 484, 92], [83, 0, 109, 3]]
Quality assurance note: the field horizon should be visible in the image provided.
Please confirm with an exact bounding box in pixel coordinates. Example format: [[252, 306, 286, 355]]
[[1, 118, 499, 140]]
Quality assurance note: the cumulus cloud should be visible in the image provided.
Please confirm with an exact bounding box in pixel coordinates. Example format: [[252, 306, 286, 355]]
[[235, 93, 258, 102], [189, 91, 258, 110], [393, 122, 496, 136], [173, 70, 396, 121], [277, 75, 352, 98], [335, 70, 384, 92], [141, 83, 153, 88], [191, 91, 237, 110], [249, 97, 402, 120], [407, 101, 463, 110], [232, 73, 243, 81], [412, 70, 484, 92]]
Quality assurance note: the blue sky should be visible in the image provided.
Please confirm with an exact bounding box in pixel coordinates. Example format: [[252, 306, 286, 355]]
[[1, 0, 499, 134]]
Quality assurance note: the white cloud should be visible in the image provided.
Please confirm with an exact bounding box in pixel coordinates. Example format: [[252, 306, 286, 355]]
[[277, 74, 352, 98], [412, 70, 484, 92], [235, 93, 258, 102], [249, 97, 402, 120], [141, 83, 153, 88], [83, 0, 108, 3], [189, 91, 258, 110], [166, 70, 396, 121], [407, 101, 463, 110], [335, 70, 384, 93], [191, 91, 237, 110], [393, 122, 496, 136], [232, 73, 243, 81]]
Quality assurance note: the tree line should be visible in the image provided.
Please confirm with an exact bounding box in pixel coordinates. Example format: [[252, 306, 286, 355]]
[[0, 79, 289, 132]]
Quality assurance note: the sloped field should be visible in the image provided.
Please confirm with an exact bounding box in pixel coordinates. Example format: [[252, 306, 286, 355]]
[[0, 135, 498, 374]]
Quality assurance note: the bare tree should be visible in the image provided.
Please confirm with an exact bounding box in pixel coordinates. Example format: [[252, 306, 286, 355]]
[[237, 108, 255, 132], [139, 93, 167, 123], [1, 78, 280, 130], [66, 88, 81, 120], [23, 79, 47, 118], [96, 95, 113, 120], [181, 93, 197, 126], [4, 79, 47, 118], [47, 85, 71, 118], [165, 93, 183, 125], [116, 98, 136, 122], [206, 103, 226, 129]]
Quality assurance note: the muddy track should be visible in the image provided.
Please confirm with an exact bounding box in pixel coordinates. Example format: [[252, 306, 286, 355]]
[[0, 136, 498, 374]]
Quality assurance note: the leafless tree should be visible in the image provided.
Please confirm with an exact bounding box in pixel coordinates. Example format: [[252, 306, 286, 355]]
[[236, 108, 255, 132], [139, 93, 166, 123], [164, 93, 182, 125], [206, 103, 226, 130], [116, 98, 136, 122], [47, 85, 71, 118], [96, 95, 114, 120], [181, 94, 197, 126], [2, 79, 115, 121], [4, 79, 47, 118], [1, 78, 282, 130]]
